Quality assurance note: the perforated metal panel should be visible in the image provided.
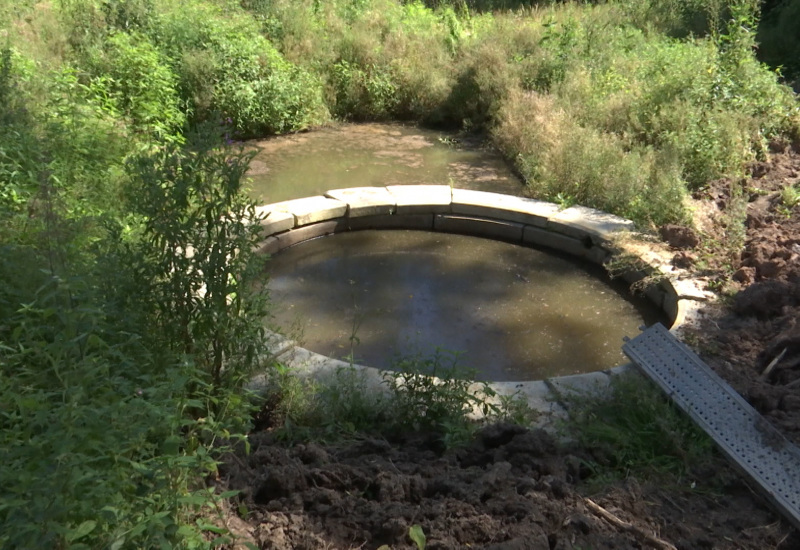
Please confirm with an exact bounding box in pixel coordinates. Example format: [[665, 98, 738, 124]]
[[623, 323, 800, 530]]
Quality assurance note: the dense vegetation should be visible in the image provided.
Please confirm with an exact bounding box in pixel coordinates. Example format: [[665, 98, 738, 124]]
[[0, 0, 797, 547]]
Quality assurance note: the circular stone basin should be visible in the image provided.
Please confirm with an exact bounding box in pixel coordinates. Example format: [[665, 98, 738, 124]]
[[267, 230, 666, 381]]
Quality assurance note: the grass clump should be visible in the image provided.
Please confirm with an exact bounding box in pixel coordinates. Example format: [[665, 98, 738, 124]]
[[260, 349, 538, 448], [564, 373, 716, 485]]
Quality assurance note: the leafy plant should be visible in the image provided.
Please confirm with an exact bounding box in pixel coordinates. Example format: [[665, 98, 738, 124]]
[[125, 123, 270, 390], [384, 349, 498, 446]]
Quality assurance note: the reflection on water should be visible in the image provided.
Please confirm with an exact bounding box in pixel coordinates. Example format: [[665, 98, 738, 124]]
[[267, 231, 664, 381], [246, 123, 526, 203]]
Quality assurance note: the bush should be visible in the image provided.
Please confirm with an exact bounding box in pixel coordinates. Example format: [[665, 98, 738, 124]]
[[85, 30, 185, 140], [155, 0, 329, 136], [493, 89, 689, 227], [124, 124, 271, 388]]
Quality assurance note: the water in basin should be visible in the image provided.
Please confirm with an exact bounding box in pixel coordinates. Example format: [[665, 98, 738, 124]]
[[267, 230, 664, 381], [246, 123, 525, 203]]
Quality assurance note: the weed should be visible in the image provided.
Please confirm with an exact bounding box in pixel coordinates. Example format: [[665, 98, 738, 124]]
[[562, 373, 717, 486], [780, 184, 800, 210]]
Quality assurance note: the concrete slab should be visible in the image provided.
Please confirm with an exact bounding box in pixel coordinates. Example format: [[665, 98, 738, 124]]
[[547, 205, 634, 244], [665, 277, 712, 301], [271, 219, 348, 252], [254, 209, 295, 236], [325, 187, 396, 217], [264, 329, 295, 359], [256, 236, 280, 255], [269, 196, 348, 226], [434, 215, 524, 243], [451, 189, 560, 227], [522, 226, 609, 264], [387, 185, 452, 214], [348, 213, 435, 231], [547, 370, 613, 402], [604, 362, 637, 378], [488, 380, 567, 418]]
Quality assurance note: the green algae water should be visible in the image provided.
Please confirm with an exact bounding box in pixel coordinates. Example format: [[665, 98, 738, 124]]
[[267, 230, 664, 381], [246, 123, 525, 203]]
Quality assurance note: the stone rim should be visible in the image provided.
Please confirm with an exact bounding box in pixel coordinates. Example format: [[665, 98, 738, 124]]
[[251, 186, 711, 421]]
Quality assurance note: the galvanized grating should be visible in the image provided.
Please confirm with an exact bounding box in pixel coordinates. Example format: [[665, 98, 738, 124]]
[[623, 323, 800, 530]]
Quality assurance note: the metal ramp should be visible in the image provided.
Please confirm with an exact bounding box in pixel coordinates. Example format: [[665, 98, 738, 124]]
[[623, 323, 800, 530]]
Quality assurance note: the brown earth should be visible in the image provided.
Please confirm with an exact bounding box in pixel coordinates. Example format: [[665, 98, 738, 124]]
[[681, 143, 800, 446], [218, 424, 796, 549], [214, 143, 800, 549]]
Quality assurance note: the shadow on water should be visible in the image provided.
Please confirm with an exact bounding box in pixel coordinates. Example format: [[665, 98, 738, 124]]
[[267, 230, 666, 381]]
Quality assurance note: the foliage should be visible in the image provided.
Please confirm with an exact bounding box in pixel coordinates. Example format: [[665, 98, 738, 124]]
[[385, 350, 498, 446], [154, 0, 329, 136], [0, 0, 798, 545], [124, 124, 270, 389], [85, 30, 185, 140], [262, 349, 537, 448], [563, 373, 716, 484]]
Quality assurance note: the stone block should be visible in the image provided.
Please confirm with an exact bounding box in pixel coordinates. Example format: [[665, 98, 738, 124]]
[[547, 370, 612, 402], [488, 380, 564, 416], [270, 219, 348, 252], [663, 295, 680, 326], [664, 277, 711, 301], [643, 283, 667, 310], [605, 362, 637, 378], [434, 215, 524, 243], [254, 208, 295, 236], [547, 205, 634, 244], [264, 329, 296, 359], [451, 189, 560, 227], [269, 196, 348, 226], [325, 187, 396, 217], [522, 226, 609, 264], [386, 185, 452, 214], [281, 347, 388, 394], [256, 236, 280, 256], [348, 213, 435, 231]]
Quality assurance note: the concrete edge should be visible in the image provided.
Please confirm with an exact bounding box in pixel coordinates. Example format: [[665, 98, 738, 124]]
[[250, 186, 710, 420]]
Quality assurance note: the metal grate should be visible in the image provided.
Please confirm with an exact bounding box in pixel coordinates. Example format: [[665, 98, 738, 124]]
[[623, 323, 800, 530]]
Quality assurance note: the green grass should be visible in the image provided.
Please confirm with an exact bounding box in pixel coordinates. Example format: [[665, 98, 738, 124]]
[[259, 350, 538, 447], [562, 373, 717, 486]]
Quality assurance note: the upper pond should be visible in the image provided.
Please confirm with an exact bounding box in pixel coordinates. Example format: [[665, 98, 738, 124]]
[[246, 123, 525, 203]]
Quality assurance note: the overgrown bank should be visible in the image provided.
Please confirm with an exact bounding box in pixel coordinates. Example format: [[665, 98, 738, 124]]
[[1, 0, 799, 548]]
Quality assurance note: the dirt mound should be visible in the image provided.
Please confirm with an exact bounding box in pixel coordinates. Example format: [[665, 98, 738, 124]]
[[686, 148, 800, 446], [218, 424, 794, 549]]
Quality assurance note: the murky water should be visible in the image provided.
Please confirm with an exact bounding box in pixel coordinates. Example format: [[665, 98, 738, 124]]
[[246, 123, 525, 204], [267, 231, 664, 381]]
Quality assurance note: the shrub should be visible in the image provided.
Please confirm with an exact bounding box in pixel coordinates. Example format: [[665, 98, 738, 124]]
[[85, 30, 185, 140], [124, 124, 271, 388], [154, 1, 329, 136], [493, 89, 689, 227], [758, 0, 800, 82]]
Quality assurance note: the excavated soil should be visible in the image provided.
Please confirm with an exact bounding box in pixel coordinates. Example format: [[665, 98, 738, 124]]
[[214, 142, 800, 549], [218, 425, 796, 549], [681, 144, 800, 446]]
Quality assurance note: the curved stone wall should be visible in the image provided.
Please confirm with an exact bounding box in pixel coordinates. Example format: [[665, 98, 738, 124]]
[[251, 186, 711, 420]]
